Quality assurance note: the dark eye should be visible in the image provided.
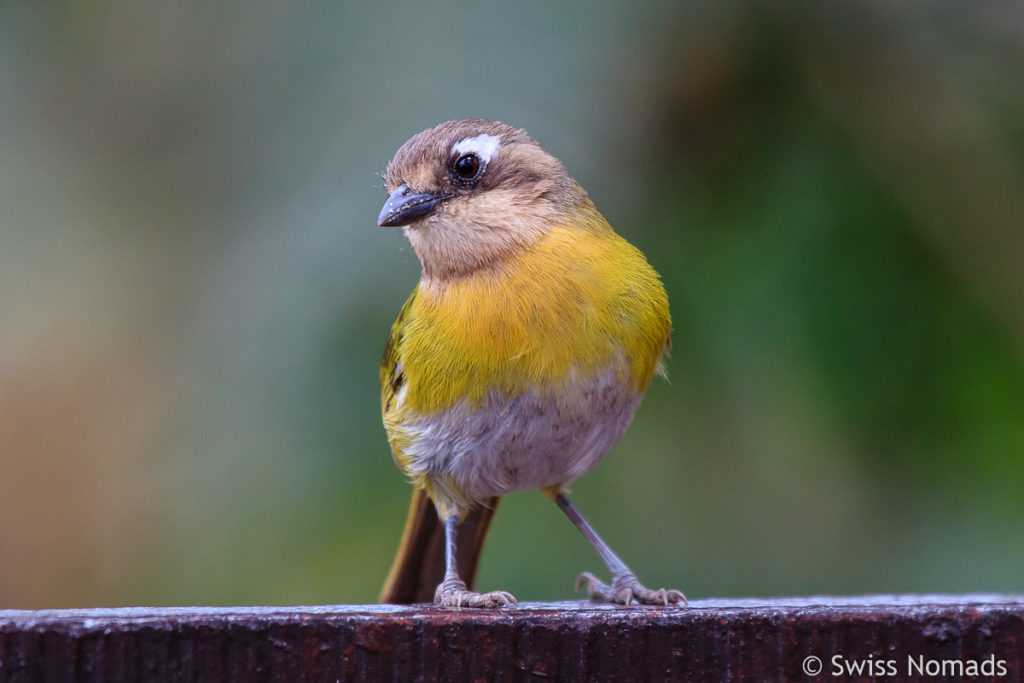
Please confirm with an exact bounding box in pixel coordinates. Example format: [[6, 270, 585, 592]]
[[453, 153, 482, 181]]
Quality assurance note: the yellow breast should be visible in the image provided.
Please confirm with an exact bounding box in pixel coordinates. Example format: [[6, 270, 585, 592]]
[[381, 203, 670, 419]]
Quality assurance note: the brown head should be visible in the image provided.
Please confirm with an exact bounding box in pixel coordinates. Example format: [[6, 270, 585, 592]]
[[378, 119, 583, 283]]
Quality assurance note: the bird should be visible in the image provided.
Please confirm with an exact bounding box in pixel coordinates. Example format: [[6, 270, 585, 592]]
[[376, 119, 684, 608]]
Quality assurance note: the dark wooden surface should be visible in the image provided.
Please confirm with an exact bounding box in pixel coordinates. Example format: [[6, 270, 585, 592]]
[[2, 595, 1023, 682]]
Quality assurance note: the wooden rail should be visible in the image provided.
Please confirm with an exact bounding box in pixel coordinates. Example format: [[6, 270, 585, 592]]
[[2, 595, 1022, 681]]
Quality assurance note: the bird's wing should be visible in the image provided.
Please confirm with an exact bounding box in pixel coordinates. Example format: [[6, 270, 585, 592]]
[[380, 287, 417, 416]]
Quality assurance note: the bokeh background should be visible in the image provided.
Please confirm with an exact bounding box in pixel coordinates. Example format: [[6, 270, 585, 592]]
[[2, 1, 1023, 609]]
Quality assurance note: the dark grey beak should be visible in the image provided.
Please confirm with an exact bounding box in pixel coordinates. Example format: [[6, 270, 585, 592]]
[[378, 183, 451, 227]]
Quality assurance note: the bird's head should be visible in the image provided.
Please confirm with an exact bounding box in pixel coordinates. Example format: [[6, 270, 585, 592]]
[[378, 119, 582, 283]]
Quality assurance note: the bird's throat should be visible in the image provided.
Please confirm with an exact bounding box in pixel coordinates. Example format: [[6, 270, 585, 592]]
[[406, 189, 592, 287], [406, 217, 551, 287]]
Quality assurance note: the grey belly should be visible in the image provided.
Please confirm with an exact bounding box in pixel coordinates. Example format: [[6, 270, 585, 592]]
[[402, 368, 642, 510]]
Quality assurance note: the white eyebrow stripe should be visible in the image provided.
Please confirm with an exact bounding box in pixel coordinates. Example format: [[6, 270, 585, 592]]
[[451, 134, 501, 163]]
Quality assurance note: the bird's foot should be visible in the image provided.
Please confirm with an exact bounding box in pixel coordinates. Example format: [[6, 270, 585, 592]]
[[434, 576, 517, 609], [576, 570, 687, 606]]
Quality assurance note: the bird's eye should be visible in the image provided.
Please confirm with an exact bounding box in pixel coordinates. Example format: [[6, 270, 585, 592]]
[[453, 153, 482, 181]]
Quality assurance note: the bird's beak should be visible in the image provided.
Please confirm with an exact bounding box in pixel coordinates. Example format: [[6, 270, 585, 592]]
[[378, 183, 452, 227]]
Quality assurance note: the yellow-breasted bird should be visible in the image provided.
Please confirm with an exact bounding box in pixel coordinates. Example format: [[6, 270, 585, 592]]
[[377, 119, 684, 608]]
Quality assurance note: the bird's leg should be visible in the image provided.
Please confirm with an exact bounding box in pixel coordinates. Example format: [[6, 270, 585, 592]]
[[554, 492, 686, 606], [434, 513, 517, 608]]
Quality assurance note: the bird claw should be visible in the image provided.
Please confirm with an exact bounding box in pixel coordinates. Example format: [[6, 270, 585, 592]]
[[434, 576, 517, 609], [575, 570, 687, 606]]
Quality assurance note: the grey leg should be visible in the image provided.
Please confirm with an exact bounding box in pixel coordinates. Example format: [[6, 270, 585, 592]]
[[555, 493, 686, 606], [434, 514, 517, 608]]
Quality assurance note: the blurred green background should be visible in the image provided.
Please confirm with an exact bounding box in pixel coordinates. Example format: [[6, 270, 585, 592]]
[[2, 1, 1022, 609]]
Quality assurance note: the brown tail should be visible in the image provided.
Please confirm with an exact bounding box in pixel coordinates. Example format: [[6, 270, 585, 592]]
[[379, 488, 500, 604]]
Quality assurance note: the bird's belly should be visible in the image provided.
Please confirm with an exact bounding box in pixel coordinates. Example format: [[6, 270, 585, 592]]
[[399, 367, 642, 509]]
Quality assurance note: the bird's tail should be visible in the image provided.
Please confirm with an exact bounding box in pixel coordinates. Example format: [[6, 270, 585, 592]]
[[379, 488, 500, 603]]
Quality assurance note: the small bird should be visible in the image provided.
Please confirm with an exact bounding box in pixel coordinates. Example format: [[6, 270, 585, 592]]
[[377, 119, 684, 608]]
